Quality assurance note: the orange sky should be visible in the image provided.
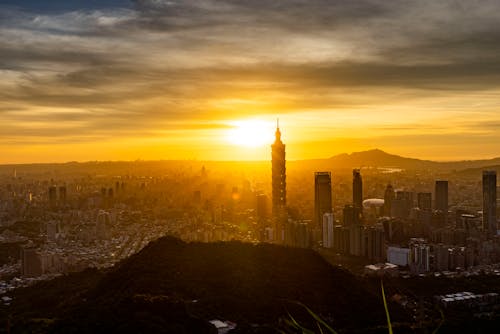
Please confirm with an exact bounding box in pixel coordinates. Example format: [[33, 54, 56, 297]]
[[1, 1, 500, 163]]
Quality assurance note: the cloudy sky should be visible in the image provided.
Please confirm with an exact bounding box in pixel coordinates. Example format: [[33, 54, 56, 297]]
[[1, 0, 499, 163]]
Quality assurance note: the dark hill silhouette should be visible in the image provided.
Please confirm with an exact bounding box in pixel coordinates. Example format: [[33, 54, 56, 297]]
[[3, 236, 410, 333], [291, 149, 500, 171], [328, 149, 430, 169]]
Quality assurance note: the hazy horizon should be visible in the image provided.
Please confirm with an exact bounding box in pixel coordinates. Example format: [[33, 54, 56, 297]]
[[1, 148, 500, 166]]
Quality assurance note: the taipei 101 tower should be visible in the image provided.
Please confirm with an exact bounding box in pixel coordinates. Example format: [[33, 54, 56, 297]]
[[272, 119, 286, 234]]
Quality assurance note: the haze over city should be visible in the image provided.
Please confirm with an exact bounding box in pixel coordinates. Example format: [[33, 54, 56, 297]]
[[1, 1, 500, 333], [1, 0, 500, 163]]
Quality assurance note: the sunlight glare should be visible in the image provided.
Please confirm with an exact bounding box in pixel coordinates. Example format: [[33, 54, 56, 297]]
[[226, 120, 274, 147]]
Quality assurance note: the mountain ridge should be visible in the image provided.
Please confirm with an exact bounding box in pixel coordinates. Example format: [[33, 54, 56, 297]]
[[1, 236, 410, 333], [1, 149, 499, 171], [301, 148, 500, 170]]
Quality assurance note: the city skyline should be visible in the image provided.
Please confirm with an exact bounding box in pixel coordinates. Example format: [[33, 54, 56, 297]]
[[1, 2, 500, 332], [1, 0, 500, 163], [0, 110, 498, 332]]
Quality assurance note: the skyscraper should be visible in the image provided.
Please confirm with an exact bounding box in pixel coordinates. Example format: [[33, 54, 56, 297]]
[[48, 186, 57, 209], [343, 204, 361, 225], [417, 192, 432, 211], [482, 170, 497, 235], [392, 191, 412, 218], [435, 180, 448, 213], [272, 120, 286, 220], [322, 213, 334, 248], [383, 184, 395, 217], [353, 169, 363, 212], [314, 172, 332, 229], [256, 193, 268, 224], [59, 186, 67, 206]]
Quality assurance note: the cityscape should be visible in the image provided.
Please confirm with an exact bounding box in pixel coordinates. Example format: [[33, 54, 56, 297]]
[[0, 123, 498, 332], [1, 0, 500, 333]]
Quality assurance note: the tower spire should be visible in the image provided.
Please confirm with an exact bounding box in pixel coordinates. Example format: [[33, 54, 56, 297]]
[[271, 118, 286, 242], [275, 118, 281, 142]]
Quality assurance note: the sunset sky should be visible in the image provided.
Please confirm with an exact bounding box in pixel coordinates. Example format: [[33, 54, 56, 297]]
[[1, 0, 499, 163]]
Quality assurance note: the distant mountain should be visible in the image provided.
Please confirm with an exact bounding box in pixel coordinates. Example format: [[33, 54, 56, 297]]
[[2, 236, 409, 333], [328, 149, 434, 169], [1, 149, 499, 173], [298, 149, 500, 171], [455, 165, 500, 176]]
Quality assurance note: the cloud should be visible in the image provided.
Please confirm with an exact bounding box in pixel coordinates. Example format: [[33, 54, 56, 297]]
[[1, 0, 500, 160]]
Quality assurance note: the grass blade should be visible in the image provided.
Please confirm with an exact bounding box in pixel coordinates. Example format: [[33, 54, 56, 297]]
[[296, 302, 339, 334], [317, 321, 325, 334], [432, 308, 445, 334], [285, 311, 316, 334], [381, 280, 393, 334]]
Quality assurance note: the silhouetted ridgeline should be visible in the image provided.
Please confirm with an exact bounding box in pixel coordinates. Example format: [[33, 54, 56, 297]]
[[1, 236, 410, 333], [1, 149, 500, 175], [319, 149, 500, 170]]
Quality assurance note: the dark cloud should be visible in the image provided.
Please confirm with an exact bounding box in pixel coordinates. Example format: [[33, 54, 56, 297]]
[[131, 0, 395, 32], [0, 46, 117, 70], [4, 60, 499, 110]]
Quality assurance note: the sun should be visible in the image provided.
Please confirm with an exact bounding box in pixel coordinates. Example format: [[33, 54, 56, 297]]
[[225, 120, 274, 147]]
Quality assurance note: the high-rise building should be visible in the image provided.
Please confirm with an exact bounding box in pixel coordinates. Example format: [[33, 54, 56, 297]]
[[435, 180, 448, 213], [48, 186, 57, 209], [417, 192, 432, 211], [46, 221, 58, 242], [272, 120, 286, 219], [285, 221, 309, 248], [383, 184, 395, 217], [96, 210, 110, 240], [409, 238, 430, 274], [314, 172, 332, 229], [363, 226, 385, 262], [482, 170, 497, 235], [343, 204, 361, 225], [322, 213, 334, 248], [392, 191, 412, 218], [21, 247, 43, 277], [387, 246, 410, 266], [256, 193, 268, 223], [59, 186, 67, 206], [434, 244, 450, 272], [193, 190, 202, 205], [332, 226, 351, 254], [353, 169, 363, 212]]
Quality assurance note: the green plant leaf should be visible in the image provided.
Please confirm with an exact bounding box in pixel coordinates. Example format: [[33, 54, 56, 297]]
[[284, 310, 316, 334], [381, 280, 393, 334], [281, 300, 338, 334], [317, 321, 325, 334], [432, 308, 445, 334], [286, 301, 338, 334]]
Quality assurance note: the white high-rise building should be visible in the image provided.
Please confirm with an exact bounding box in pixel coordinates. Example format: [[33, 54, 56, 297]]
[[322, 213, 334, 248]]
